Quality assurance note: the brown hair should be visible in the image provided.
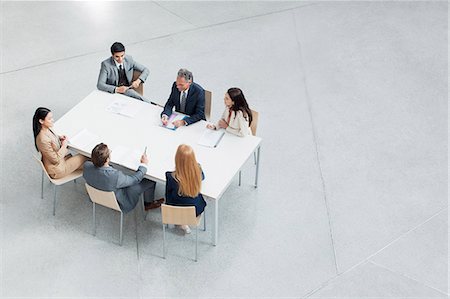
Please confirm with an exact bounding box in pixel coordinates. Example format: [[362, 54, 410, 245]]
[[227, 87, 253, 126], [91, 143, 110, 167], [173, 144, 202, 197]]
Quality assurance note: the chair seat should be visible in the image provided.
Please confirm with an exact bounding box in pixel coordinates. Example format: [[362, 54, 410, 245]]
[[50, 169, 83, 185]]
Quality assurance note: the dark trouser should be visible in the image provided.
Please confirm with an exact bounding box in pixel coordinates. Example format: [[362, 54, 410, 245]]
[[124, 179, 156, 213]]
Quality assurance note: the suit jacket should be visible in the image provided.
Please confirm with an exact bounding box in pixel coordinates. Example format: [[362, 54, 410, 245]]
[[83, 161, 147, 213], [97, 55, 149, 94], [217, 107, 253, 137], [161, 82, 205, 125], [165, 170, 206, 216], [36, 129, 69, 178]]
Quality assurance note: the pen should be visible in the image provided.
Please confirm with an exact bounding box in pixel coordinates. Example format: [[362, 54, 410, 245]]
[[144, 146, 147, 155]]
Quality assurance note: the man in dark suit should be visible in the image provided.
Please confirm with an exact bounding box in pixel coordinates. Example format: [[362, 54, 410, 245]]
[[97, 42, 150, 102], [161, 68, 205, 127], [83, 143, 163, 213]]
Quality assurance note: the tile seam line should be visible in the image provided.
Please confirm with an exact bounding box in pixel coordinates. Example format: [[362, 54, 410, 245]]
[[290, 9, 339, 275], [153, 1, 198, 28], [134, 209, 143, 299], [0, 2, 320, 75], [303, 207, 448, 297], [369, 261, 449, 296]]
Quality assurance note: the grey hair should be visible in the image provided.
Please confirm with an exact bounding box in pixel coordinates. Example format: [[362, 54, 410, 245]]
[[177, 68, 193, 82]]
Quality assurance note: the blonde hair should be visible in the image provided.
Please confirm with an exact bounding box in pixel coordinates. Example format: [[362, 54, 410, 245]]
[[173, 144, 202, 197]]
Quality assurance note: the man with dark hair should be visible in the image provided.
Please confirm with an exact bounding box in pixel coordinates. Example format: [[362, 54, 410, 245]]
[[161, 68, 205, 127], [97, 42, 150, 102], [83, 143, 163, 213]]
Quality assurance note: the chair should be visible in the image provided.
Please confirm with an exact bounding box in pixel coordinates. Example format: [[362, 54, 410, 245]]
[[85, 183, 125, 245], [132, 71, 144, 96], [238, 109, 260, 186], [204, 90, 212, 121], [161, 204, 206, 262], [33, 154, 82, 216]]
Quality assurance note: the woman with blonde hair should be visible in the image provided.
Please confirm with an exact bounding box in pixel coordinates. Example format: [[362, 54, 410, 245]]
[[165, 144, 206, 233]]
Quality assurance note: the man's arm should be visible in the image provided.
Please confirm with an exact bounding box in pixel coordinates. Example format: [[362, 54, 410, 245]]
[[184, 87, 205, 125], [97, 61, 116, 93], [116, 165, 147, 188], [132, 60, 149, 83], [161, 83, 177, 118]]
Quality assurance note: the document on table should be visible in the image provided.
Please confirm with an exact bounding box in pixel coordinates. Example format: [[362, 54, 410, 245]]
[[69, 129, 101, 153], [106, 98, 140, 118], [110, 145, 142, 170], [162, 112, 186, 130], [198, 129, 225, 148]]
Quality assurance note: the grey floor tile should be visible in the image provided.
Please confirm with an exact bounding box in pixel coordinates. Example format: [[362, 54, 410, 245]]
[[309, 261, 448, 298], [370, 209, 448, 294], [156, 1, 314, 28], [293, 1, 448, 272], [2, 1, 194, 72]]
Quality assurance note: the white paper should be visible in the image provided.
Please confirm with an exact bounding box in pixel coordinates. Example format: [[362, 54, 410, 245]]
[[69, 129, 101, 153], [198, 129, 225, 148], [106, 98, 140, 118], [110, 145, 143, 170]]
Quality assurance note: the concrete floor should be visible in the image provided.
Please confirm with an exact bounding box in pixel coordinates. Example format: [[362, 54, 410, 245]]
[[0, 1, 447, 298]]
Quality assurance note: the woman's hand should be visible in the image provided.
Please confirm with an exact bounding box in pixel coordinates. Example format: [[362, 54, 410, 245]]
[[218, 119, 228, 129], [206, 123, 216, 130]]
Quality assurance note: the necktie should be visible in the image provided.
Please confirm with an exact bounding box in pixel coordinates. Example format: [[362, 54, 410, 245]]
[[180, 91, 187, 113]]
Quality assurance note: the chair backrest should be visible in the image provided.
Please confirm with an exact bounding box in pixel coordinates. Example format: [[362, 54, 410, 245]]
[[250, 109, 259, 136], [85, 183, 121, 212], [204, 90, 212, 121], [161, 204, 198, 226], [32, 153, 54, 181], [132, 71, 144, 96]]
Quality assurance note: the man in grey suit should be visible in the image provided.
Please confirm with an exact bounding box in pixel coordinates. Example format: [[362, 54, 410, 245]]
[[83, 143, 163, 213], [97, 42, 150, 102]]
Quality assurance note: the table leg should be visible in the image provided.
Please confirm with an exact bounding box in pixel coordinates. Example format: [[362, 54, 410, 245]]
[[255, 145, 261, 188], [211, 198, 218, 246]]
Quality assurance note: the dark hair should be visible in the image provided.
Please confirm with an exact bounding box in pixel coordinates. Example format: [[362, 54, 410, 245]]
[[110, 42, 125, 54], [33, 107, 51, 151], [227, 88, 253, 126], [91, 143, 110, 167]]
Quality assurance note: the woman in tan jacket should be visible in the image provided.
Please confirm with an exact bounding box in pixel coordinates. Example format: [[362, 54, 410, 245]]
[[33, 107, 86, 179], [207, 87, 253, 137]]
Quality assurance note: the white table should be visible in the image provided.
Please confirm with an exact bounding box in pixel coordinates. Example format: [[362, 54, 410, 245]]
[[54, 90, 262, 245]]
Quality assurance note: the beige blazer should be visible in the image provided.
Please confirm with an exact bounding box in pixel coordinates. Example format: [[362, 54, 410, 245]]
[[36, 129, 69, 178], [217, 107, 252, 137]]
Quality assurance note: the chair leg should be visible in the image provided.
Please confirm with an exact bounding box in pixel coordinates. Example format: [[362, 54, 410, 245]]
[[41, 171, 44, 199], [253, 151, 257, 165], [141, 195, 146, 221], [119, 211, 123, 246], [238, 171, 242, 186], [53, 184, 57, 216], [203, 213, 206, 231], [92, 203, 96, 236], [195, 226, 198, 262], [162, 223, 166, 259], [74, 178, 77, 184]]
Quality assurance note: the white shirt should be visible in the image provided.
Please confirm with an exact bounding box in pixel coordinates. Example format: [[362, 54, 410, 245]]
[[114, 59, 124, 70]]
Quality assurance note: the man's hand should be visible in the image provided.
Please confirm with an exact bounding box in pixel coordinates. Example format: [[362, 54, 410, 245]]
[[161, 115, 169, 126], [131, 79, 141, 89], [115, 86, 128, 94], [140, 153, 148, 165], [218, 119, 228, 129], [173, 120, 186, 128]]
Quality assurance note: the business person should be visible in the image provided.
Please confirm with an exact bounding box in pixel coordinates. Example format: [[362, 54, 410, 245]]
[[161, 68, 205, 127], [165, 144, 206, 234], [207, 87, 253, 137], [33, 107, 87, 179], [83, 143, 163, 213], [97, 42, 150, 102]]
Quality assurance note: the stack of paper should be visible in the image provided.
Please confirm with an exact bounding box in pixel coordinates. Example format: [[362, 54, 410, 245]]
[[69, 129, 101, 154], [198, 129, 225, 148], [106, 98, 141, 118], [110, 145, 143, 170]]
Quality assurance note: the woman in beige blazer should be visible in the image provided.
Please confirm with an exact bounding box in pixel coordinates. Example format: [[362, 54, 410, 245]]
[[33, 107, 86, 179], [207, 87, 253, 137]]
